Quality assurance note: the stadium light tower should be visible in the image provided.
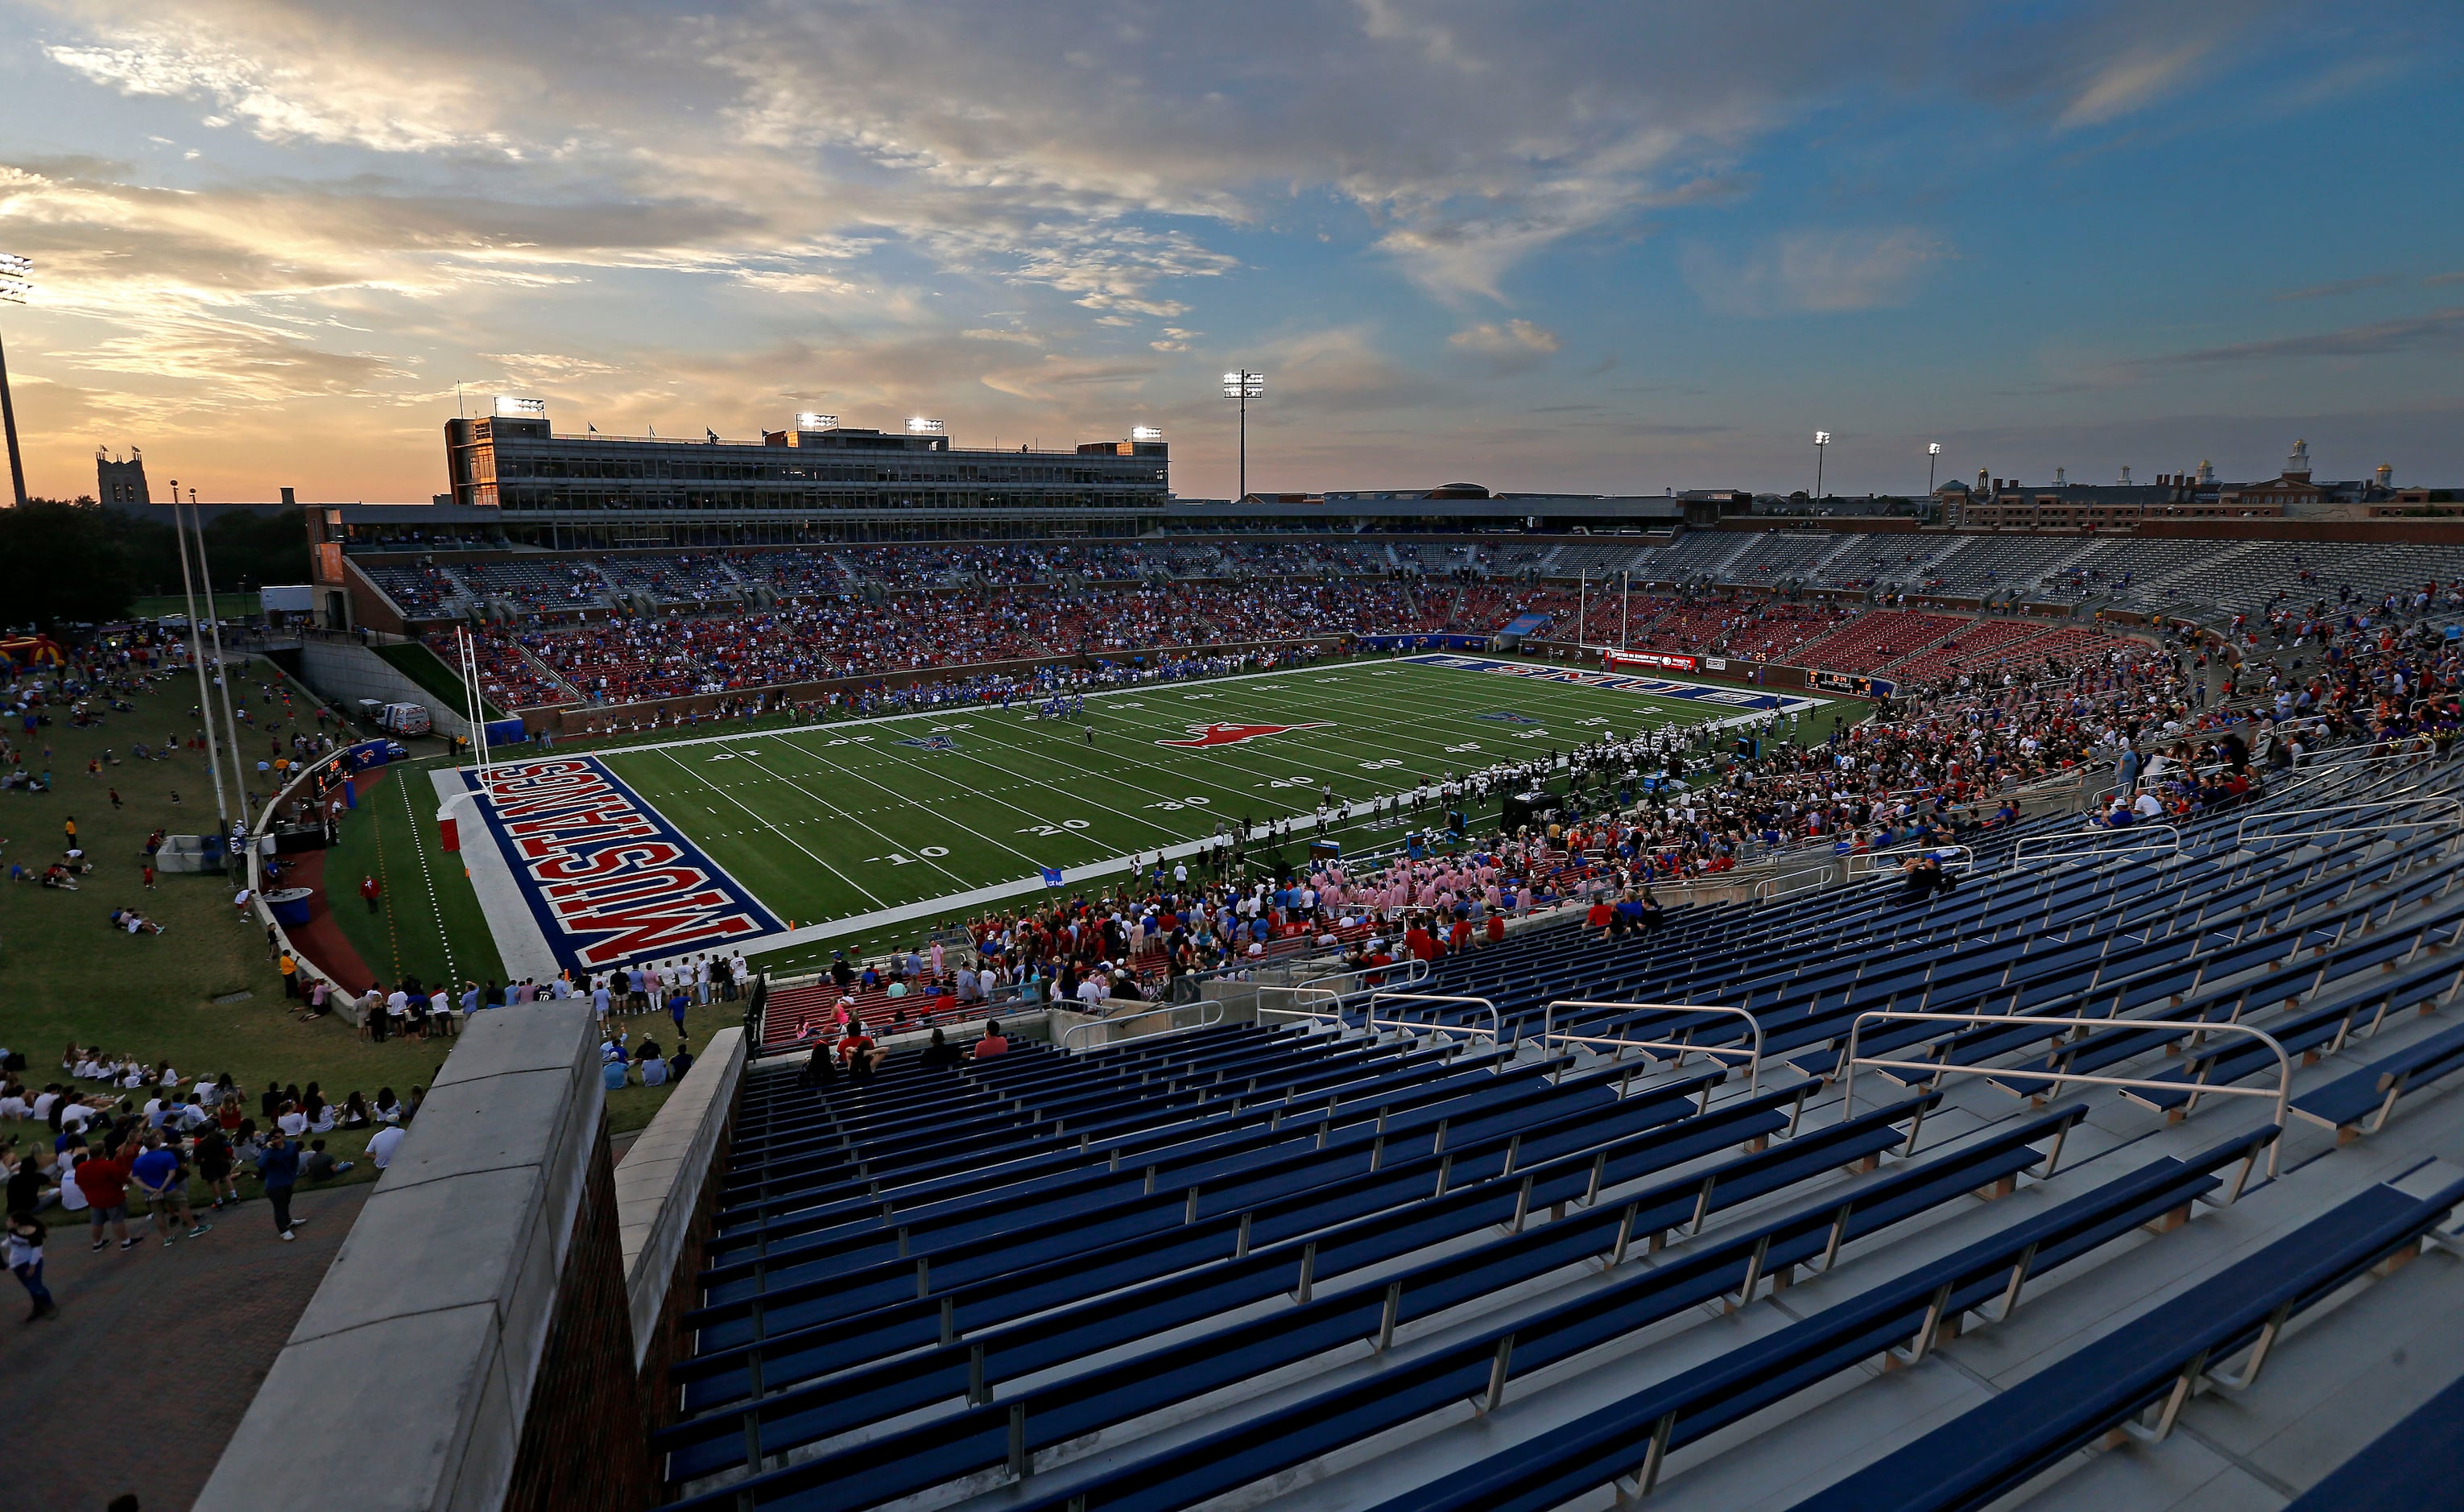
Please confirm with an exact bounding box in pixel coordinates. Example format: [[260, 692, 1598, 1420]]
[[0, 252, 31, 507], [1813, 431, 1830, 502], [1223, 368, 1265, 502], [1927, 440, 1942, 495]]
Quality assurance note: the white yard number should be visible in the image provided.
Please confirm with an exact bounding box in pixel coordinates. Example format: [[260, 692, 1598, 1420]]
[[1017, 820, 1094, 837], [1147, 795, 1214, 811], [1444, 742, 1482, 754], [1513, 728, 1548, 740], [869, 845, 950, 865], [1359, 758, 1403, 770]]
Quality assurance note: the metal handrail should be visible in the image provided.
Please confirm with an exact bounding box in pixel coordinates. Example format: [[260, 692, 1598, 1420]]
[[2235, 798, 2464, 849], [1060, 998, 1226, 1052], [1844, 842, 1976, 879], [1751, 863, 1838, 902], [1364, 990, 1502, 1043], [2010, 823, 2182, 867], [1282, 956, 1433, 1012], [1540, 1000, 1763, 1097], [1842, 1010, 2289, 1180]]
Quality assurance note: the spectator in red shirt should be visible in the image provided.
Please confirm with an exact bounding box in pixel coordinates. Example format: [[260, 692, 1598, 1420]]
[[360, 874, 381, 913], [973, 1019, 1011, 1060], [75, 1142, 138, 1252], [1362, 944, 1395, 988], [1447, 915, 1474, 954], [1403, 921, 1438, 962], [1485, 911, 1506, 945], [1585, 897, 1614, 939]]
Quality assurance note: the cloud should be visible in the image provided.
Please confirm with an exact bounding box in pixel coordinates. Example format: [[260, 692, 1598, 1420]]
[[2055, 40, 2217, 129], [1683, 228, 1945, 316], [1448, 319, 1561, 373], [2140, 309, 2464, 367], [2272, 273, 2400, 302]]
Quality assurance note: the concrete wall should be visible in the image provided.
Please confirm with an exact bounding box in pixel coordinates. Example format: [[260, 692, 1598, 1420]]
[[294, 637, 476, 740], [196, 1003, 648, 1512], [616, 1027, 745, 1370]]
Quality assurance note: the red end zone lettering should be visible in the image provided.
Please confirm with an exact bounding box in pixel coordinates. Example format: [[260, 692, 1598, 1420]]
[[465, 756, 783, 973]]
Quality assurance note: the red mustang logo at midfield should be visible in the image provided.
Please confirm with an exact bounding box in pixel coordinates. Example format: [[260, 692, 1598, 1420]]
[[1156, 721, 1333, 748]]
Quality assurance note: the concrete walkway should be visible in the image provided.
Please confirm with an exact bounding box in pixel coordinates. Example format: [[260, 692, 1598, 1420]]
[[2, 1182, 371, 1510]]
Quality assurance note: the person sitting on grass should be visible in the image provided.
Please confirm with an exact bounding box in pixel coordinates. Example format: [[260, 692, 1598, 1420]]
[[300, 1138, 354, 1182]]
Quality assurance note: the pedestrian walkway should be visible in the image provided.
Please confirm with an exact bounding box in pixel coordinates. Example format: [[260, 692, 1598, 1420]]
[[2, 1182, 371, 1509]]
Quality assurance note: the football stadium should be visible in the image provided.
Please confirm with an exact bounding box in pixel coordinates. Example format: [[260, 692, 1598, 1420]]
[[8, 10, 2464, 1505], [15, 410, 2438, 1512]]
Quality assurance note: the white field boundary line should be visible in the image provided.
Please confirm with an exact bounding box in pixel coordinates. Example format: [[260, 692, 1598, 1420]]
[[463, 656, 1765, 959], [427, 766, 561, 982], [734, 786, 1433, 961], [668, 659, 1749, 828]]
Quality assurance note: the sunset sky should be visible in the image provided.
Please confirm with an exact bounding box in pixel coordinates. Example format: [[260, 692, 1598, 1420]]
[[0, 0, 2458, 505]]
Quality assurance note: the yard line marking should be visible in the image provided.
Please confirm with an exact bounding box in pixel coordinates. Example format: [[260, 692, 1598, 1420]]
[[706, 742, 976, 890], [654, 746, 887, 908], [773, 728, 1201, 858], [399, 773, 458, 983]]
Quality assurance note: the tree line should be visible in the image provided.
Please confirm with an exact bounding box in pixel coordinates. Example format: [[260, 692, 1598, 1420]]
[[0, 499, 309, 633]]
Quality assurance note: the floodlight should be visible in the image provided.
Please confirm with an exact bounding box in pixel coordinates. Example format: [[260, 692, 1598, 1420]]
[[796, 412, 838, 432], [493, 395, 548, 419], [1813, 431, 1830, 446], [1131, 425, 1164, 441], [906, 416, 945, 434], [1927, 441, 1942, 456]]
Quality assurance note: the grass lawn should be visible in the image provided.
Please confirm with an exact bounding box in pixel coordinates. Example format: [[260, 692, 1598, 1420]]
[[4, 660, 738, 1229], [373, 639, 506, 721], [320, 758, 509, 990]]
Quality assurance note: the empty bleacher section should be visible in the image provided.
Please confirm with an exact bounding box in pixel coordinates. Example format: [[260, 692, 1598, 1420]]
[[1721, 531, 1856, 587], [459, 556, 617, 613], [358, 561, 477, 619], [726, 546, 858, 597], [602, 551, 745, 605], [639, 741, 2464, 1512]]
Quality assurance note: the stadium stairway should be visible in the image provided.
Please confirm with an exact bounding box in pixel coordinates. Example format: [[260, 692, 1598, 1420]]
[[647, 746, 2464, 1511]]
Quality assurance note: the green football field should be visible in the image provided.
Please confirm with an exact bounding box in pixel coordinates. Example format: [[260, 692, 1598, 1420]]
[[579, 655, 1839, 965]]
